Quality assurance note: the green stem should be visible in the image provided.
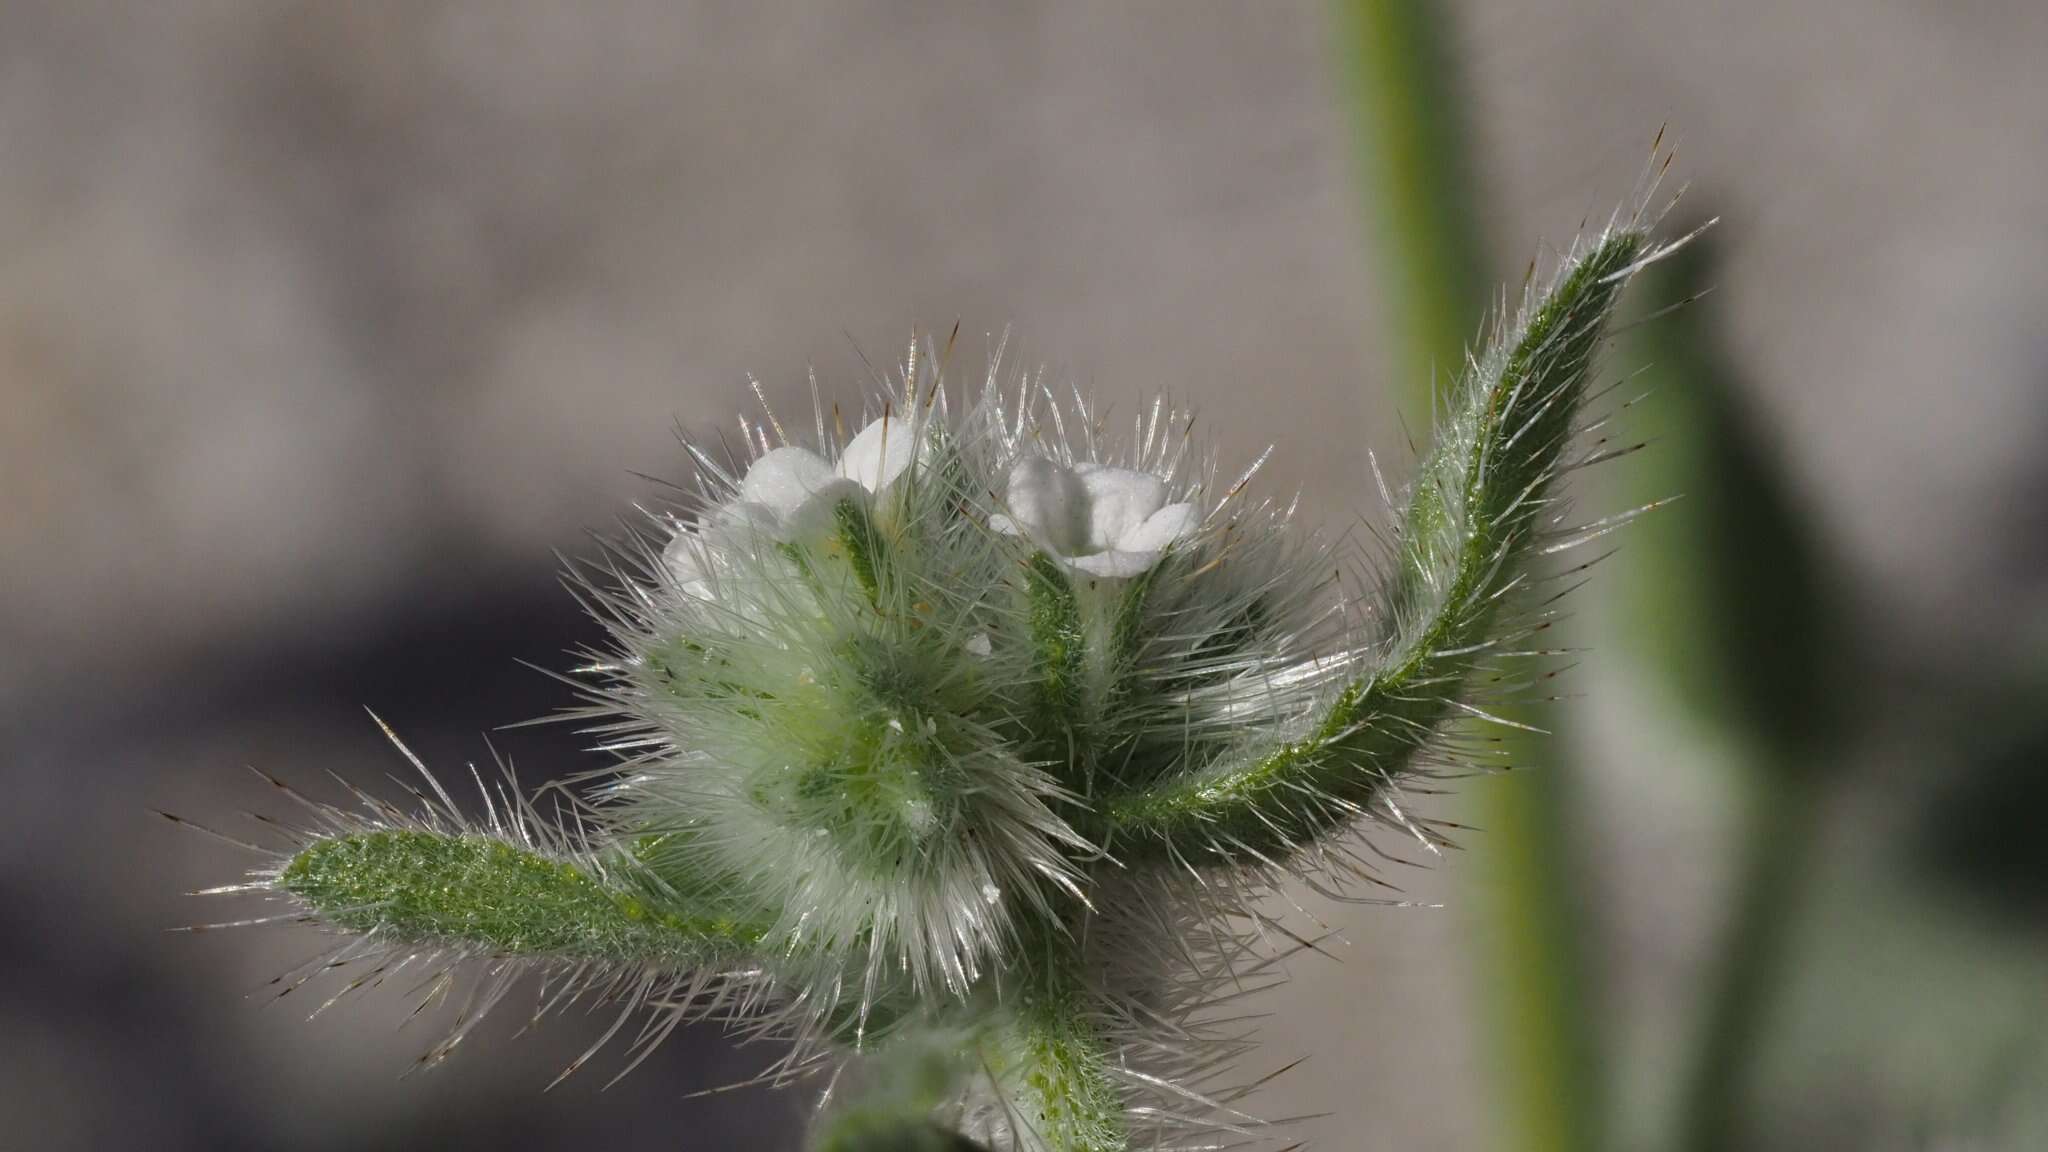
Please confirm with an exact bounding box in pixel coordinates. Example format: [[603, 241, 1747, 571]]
[[1676, 769, 1817, 1152], [1473, 768, 1601, 1152], [1336, 0, 1487, 432], [1608, 231, 1840, 1152], [984, 1002, 1126, 1152]]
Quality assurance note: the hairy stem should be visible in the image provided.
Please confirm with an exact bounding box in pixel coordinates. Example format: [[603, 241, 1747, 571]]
[[982, 1002, 1126, 1152]]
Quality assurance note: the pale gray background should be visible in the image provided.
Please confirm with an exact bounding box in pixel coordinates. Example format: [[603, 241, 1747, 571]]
[[3, 2, 2045, 1149]]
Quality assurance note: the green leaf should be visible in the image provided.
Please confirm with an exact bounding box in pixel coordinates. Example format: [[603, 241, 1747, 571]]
[[1105, 229, 1649, 854], [279, 829, 765, 966]]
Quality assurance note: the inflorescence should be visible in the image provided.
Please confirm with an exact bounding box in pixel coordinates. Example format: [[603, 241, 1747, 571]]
[[184, 199, 1701, 1151]]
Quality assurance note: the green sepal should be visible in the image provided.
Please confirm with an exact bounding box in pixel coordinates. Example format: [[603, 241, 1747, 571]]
[[1026, 551, 1087, 745], [834, 496, 886, 606]]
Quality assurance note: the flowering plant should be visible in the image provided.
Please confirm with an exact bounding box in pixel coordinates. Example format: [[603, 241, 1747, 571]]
[[190, 213, 1689, 1151]]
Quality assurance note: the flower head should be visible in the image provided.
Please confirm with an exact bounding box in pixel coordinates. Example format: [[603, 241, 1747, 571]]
[[663, 412, 927, 595], [992, 457, 1201, 578], [217, 211, 1665, 1152]]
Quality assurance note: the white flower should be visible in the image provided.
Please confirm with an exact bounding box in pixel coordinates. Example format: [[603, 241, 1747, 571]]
[[663, 415, 925, 592], [993, 456, 1200, 578], [836, 413, 921, 494]]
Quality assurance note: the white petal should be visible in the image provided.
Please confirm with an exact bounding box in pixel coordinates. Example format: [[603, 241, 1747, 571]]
[[963, 632, 993, 658], [1118, 502, 1200, 554], [661, 533, 715, 597], [837, 415, 920, 493], [1003, 456, 1089, 555], [1067, 549, 1161, 579], [714, 477, 860, 546], [1075, 466, 1167, 552], [702, 501, 786, 556], [739, 446, 837, 519], [781, 478, 863, 542], [711, 500, 784, 539]]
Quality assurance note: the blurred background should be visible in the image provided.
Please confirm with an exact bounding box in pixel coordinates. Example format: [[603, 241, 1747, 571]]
[[4, 2, 2046, 1149]]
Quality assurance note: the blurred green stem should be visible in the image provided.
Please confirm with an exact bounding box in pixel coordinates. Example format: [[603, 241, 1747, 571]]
[[1337, 0, 1485, 430], [1613, 236, 1841, 1152], [1611, 234, 1841, 1152], [1678, 768, 1818, 1152], [1471, 766, 1601, 1152], [1336, 4, 1600, 1151]]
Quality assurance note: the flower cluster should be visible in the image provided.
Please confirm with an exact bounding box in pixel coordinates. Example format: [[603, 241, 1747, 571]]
[[201, 221, 1675, 1152]]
